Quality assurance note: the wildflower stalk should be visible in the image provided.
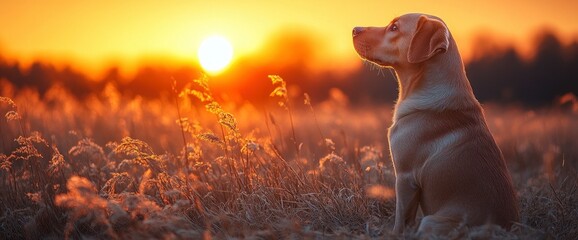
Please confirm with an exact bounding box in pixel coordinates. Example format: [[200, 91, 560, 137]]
[[218, 123, 235, 179], [183, 75, 245, 190], [9, 165, 19, 205], [266, 111, 286, 152], [270, 144, 306, 188], [172, 79, 193, 196], [1, 97, 25, 137], [269, 75, 300, 158], [304, 93, 330, 153], [0, 115, 3, 152], [286, 97, 299, 156]]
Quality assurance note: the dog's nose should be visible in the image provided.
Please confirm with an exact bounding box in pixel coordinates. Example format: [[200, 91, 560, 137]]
[[352, 27, 365, 37]]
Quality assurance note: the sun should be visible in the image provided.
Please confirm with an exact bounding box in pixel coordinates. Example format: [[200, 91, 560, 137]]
[[197, 35, 234, 74]]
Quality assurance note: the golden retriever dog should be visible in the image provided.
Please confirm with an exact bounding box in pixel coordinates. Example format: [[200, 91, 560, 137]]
[[352, 13, 519, 235]]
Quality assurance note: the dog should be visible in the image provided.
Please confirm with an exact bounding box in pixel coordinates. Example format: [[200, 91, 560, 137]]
[[352, 13, 519, 235]]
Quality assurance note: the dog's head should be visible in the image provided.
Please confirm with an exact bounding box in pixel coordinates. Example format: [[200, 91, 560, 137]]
[[352, 13, 450, 67]]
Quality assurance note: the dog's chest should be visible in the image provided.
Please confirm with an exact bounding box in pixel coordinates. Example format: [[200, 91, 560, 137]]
[[388, 113, 467, 173], [388, 120, 431, 172]]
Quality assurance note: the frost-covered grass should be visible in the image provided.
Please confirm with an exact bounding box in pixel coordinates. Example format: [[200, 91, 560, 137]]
[[0, 77, 577, 239]]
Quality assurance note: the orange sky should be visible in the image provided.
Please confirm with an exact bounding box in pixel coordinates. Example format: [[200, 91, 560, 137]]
[[1, 0, 577, 76]]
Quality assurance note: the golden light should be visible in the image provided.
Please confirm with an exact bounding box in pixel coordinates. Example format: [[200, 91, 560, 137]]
[[197, 35, 234, 74]]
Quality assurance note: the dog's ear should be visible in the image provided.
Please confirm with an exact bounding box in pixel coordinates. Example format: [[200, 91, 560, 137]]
[[407, 16, 449, 63]]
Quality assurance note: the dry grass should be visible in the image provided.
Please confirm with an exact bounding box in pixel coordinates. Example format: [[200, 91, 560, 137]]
[[0, 76, 577, 239]]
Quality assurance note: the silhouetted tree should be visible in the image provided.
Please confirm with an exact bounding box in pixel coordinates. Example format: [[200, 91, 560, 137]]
[[466, 31, 578, 105]]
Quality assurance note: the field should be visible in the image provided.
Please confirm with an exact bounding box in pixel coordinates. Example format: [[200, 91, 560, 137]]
[[0, 76, 577, 239]]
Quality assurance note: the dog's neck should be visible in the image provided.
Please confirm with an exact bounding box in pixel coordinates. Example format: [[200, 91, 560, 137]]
[[392, 41, 480, 121]]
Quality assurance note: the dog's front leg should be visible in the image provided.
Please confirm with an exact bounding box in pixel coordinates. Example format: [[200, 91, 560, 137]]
[[393, 173, 420, 233]]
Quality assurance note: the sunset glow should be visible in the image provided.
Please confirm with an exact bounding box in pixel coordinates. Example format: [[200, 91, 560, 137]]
[[1, 0, 577, 76]]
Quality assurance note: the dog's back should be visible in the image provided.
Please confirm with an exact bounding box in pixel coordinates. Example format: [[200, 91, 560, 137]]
[[390, 104, 519, 233]]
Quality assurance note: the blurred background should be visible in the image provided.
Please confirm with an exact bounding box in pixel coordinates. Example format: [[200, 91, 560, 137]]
[[1, 0, 577, 106]]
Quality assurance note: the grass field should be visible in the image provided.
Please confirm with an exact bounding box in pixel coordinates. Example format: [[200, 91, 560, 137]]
[[0, 76, 577, 239]]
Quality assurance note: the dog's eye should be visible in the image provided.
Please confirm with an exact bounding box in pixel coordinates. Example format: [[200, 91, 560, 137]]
[[390, 24, 398, 31]]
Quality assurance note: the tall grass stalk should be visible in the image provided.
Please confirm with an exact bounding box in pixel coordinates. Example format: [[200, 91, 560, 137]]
[[172, 78, 192, 191], [304, 92, 331, 154], [269, 75, 300, 159]]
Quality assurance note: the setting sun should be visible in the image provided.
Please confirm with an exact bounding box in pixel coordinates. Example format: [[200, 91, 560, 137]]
[[197, 35, 234, 74]]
